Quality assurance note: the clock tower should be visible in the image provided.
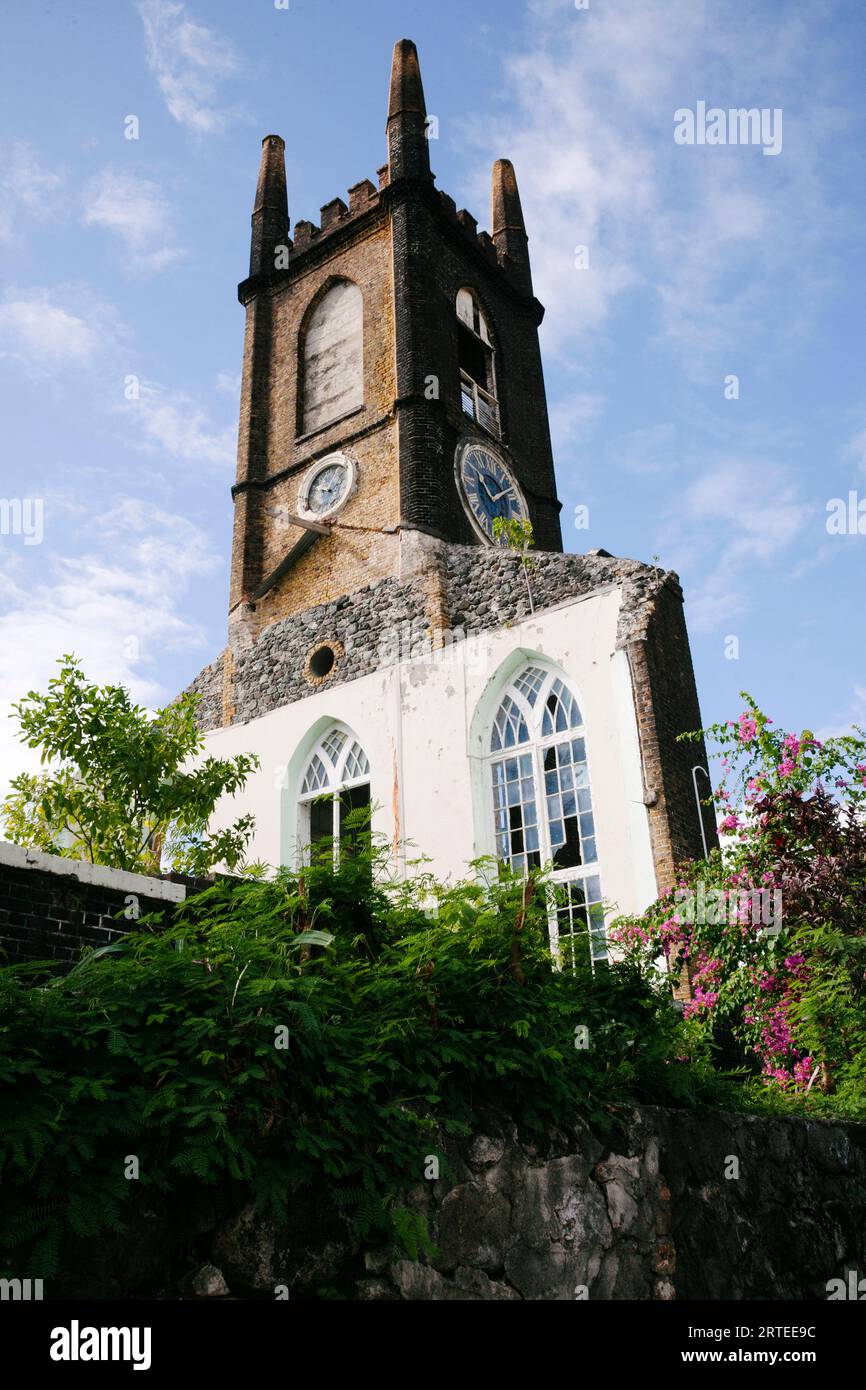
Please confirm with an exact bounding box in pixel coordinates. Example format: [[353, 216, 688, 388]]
[[228, 38, 562, 655], [188, 38, 715, 952]]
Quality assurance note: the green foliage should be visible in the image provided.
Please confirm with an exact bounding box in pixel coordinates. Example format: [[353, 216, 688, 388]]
[[492, 515, 534, 552], [612, 693, 866, 1120], [2, 654, 259, 875], [492, 516, 536, 612], [0, 839, 722, 1282]]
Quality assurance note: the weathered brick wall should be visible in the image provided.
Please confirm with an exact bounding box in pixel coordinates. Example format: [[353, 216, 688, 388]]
[[232, 196, 402, 641], [636, 584, 717, 880], [0, 844, 196, 969], [396, 186, 562, 552], [229, 137, 564, 649]]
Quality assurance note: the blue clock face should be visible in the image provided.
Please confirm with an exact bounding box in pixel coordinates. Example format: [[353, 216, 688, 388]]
[[458, 444, 527, 542]]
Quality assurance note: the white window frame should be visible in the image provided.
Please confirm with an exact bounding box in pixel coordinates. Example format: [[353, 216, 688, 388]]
[[297, 726, 370, 867], [486, 664, 606, 968], [456, 288, 500, 438]]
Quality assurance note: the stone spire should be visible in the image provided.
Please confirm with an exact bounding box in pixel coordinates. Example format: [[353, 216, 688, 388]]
[[386, 39, 431, 182], [249, 134, 288, 278], [491, 158, 532, 293]]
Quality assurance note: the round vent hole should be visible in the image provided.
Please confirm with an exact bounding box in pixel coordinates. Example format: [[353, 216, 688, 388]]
[[309, 645, 336, 679]]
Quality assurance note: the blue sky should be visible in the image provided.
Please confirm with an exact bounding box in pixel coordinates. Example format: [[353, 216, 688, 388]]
[[0, 0, 864, 789]]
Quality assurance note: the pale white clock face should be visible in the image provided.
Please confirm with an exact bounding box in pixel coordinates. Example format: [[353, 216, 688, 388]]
[[456, 441, 528, 543], [299, 454, 355, 518]]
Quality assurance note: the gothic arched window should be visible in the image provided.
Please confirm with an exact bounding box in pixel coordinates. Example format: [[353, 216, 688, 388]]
[[456, 288, 499, 438], [301, 280, 364, 435], [298, 726, 370, 861], [488, 664, 605, 967]]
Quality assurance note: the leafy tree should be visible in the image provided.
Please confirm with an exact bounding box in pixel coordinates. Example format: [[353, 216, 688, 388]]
[[2, 655, 258, 876]]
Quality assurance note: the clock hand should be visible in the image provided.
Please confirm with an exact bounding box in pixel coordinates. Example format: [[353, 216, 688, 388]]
[[477, 474, 497, 502]]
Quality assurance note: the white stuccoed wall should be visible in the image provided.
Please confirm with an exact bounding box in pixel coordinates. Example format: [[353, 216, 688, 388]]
[[202, 585, 659, 921]]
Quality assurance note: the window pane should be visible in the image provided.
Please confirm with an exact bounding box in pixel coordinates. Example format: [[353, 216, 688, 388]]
[[309, 795, 334, 847], [553, 815, 582, 869], [491, 754, 539, 872], [339, 783, 371, 861], [552, 876, 607, 969]]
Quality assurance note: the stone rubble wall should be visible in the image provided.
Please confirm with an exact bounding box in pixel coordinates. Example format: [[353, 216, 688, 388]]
[[185, 543, 674, 734], [57, 1104, 866, 1300]]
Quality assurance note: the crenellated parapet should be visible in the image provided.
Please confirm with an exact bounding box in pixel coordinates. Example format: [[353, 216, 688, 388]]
[[240, 40, 536, 305]]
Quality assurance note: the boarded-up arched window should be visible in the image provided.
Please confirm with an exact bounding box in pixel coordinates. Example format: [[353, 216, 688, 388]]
[[301, 280, 363, 434]]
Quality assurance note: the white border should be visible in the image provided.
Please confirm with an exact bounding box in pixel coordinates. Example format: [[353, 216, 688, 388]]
[[297, 452, 358, 521]]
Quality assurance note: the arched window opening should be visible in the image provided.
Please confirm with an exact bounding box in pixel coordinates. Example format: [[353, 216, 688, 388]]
[[456, 288, 500, 438], [301, 280, 364, 435], [488, 664, 605, 968], [298, 726, 371, 863]]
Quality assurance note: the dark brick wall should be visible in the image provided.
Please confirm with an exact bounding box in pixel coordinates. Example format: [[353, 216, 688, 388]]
[[381, 180, 561, 551], [0, 857, 209, 969], [637, 584, 717, 877]]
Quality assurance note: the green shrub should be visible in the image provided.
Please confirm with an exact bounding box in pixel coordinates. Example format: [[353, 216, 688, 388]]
[[0, 842, 724, 1280]]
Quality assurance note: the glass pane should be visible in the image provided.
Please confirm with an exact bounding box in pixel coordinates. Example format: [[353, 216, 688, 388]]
[[309, 795, 334, 846], [553, 817, 582, 869], [339, 783, 371, 861]]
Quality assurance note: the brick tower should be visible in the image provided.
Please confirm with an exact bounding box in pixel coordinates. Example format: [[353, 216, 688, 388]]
[[229, 39, 562, 657], [187, 38, 715, 941]]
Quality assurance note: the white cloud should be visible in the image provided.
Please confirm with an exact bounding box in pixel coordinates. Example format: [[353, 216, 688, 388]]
[[465, 0, 847, 378], [0, 290, 102, 369], [549, 390, 606, 453], [844, 424, 866, 475], [83, 168, 181, 272], [662, 455, 811, 630], [0, 140, 65, 240], [0, 499, 220, 796], [610, 422, 679, 477], [816, 685, 866, 742], [216, 370, 241, 398], [122, 380, 235, 470], [681, 459, 809, 564], [137, 0, 242, 135]]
